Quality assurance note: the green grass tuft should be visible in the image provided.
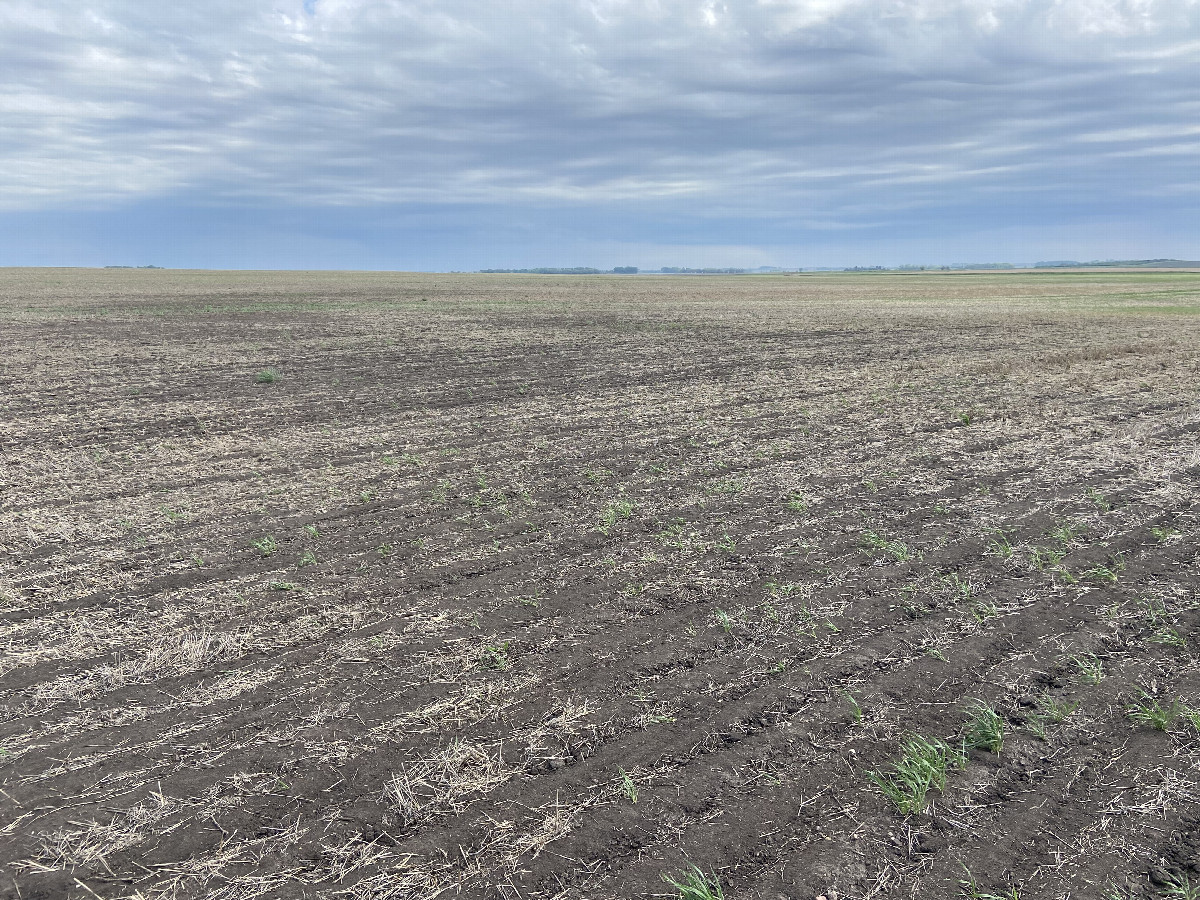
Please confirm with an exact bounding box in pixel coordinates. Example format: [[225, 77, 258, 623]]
[[1126, 691, 1180, 732], [963, 700, 1004, 753], [868, 734, 966, 814], [662, 865, 724, 900]]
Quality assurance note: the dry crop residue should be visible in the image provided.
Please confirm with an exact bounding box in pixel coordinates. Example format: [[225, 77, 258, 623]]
[[1, 268, 1199, 900]]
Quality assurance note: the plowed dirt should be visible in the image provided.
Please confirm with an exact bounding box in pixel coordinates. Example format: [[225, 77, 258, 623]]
[[2, 268, 1198, 900]]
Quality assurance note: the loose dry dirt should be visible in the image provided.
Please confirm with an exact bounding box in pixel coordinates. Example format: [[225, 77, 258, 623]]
[[1, 269, 1198, 900]]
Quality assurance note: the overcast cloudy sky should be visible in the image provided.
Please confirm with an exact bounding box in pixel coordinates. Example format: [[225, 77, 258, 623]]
[[2, 0, 1198, 269]]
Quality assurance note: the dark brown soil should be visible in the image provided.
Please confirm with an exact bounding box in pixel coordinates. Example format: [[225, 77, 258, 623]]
[[1, 269, 1198, 900]]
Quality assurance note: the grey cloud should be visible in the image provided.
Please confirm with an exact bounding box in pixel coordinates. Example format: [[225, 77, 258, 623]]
[[1, 0, 1198, 255]]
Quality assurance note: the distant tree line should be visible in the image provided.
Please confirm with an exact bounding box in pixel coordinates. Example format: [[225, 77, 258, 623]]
[[889, 264, 1015, 271], [658, 267, 747, 274], [479, 267, 600, 274], [478, 267, 640, 274], [843, 264, 1015, 272], [1035, 259, 1200, 268]]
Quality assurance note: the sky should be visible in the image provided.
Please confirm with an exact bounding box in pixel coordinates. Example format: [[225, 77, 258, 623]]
[[1, 0, 1198, 270]]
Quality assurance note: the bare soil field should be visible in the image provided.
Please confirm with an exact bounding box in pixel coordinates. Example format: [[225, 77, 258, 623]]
[[1, 268, 1198, 900]]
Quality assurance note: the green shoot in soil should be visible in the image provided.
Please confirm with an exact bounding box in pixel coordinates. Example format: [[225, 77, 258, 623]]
[[251, 535, 277, 556], [618, 768, 638, 803], [868, 735, 966, 814], [1160, 872, 1200, 900], [662, 865, 724, 900], [862, 529, 915, 561], [1126, 691, 1181, 731], [843, 690, 864, 723], [1071, 653, 1105, 685], [963, 700, 1004, 753], [960, 866, 1022, 900]]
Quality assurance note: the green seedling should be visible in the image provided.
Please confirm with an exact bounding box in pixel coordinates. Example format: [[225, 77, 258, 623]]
[[862, 530, 915, 561], [1160, 872, 1200, 900], [1148, 627, 1187, 648], [1085, 487, 1112, 512], [1027, 694, 1079, 740], [1071, 653, 1105, 685], [251, 536, 277, 557], [255, 369, 280, 383], [985, 527, 1014, 560], [662, 865, 724, 900], [1126, 691, 1180, 732], [785, 493, 808, 512], [868, 734, 966, 814], [1138, 596, 1169, 626], [1151, 525, 1181, 542], [1030, 546, 1065, 571], [1050, 521, 1087, 546], [656, 518, 690, 549], [1083, 553, 1125, 584], [598, 499, 635, 535], [481, 641, 512, 671], [842, 690, 864, 723], [942, 574, 975, 601], [1025, 717, 1048, 741], [303, 524, 320, 538], [963, 700, 1004, 753], [269, 581, 299, 591], [960, 866, 1021, 900], [968, 601, 999, 623], [431, 479, 451, 504], [1055, 567, 1080, 585], [618, 768, 638, 803], [861, 530, 890, 551], [299, 550, 317, 566], [1035, 694, 1079, 724], [765, 580, 804, 598]]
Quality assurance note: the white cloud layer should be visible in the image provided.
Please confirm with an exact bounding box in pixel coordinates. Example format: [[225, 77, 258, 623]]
[[1, 0, 1198, 263]]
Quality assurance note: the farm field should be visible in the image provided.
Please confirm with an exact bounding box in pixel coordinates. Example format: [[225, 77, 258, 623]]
[[2, 268, 1199, 900]]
